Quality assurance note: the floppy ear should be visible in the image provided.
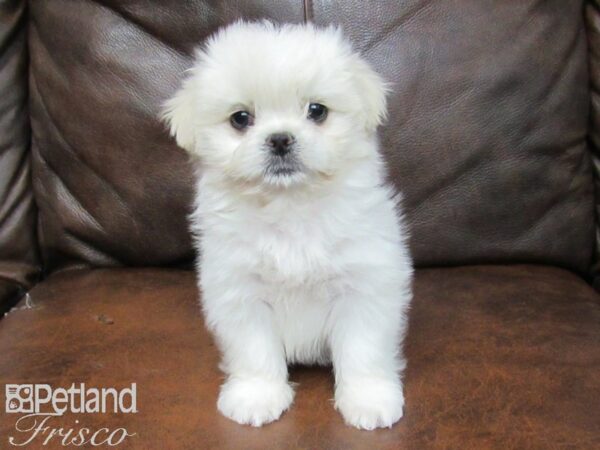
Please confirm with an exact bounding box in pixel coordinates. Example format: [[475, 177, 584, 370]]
[[161, 76, 198, 152], [350, 56, 389, 133]]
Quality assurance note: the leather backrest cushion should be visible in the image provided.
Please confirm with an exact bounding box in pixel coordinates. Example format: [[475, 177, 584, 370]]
[[586, 0, 600, 287], [0, 0, 39, 289], [30, 0, 594, 273]]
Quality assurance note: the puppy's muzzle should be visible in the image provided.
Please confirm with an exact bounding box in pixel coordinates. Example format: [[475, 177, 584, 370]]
[[267, 132, 295, 157]]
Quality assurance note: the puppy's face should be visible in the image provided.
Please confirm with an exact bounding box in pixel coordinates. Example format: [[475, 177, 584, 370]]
[[164, 22, 387, 189]]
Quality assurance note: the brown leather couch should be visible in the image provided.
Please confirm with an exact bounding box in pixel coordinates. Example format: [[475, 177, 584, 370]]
[[1, 1, 599, 449]]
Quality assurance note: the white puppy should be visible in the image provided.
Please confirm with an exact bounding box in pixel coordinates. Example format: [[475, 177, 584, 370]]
[[163, 21, 412, 430]]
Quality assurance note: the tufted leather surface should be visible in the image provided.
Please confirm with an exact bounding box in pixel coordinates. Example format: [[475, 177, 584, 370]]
[[0, 0, 40, 307], [28, 0, 594, 275], [0, 265, 598, 449]]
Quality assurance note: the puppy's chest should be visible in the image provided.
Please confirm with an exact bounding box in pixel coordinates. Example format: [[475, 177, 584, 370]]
[[249, 224, 341, 288]]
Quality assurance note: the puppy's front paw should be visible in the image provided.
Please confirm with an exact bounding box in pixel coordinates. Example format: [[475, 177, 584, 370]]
[[217, 377, 294, 427], [335, 379, 404, 430]]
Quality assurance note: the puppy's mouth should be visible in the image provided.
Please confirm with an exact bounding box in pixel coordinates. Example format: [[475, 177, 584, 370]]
[[263, 155, 305, 184], [268, 165, 298, 176]]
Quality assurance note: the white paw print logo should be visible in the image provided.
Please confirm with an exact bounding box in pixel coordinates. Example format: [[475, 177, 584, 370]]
[[5, 385, 34, 413]]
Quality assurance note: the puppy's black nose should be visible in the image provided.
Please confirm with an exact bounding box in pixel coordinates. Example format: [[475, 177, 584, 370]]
[[267, 132, 295, 156]]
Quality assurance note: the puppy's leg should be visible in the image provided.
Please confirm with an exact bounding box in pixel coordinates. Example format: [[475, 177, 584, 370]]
[[330, 279, 410, 430], [203, 285, 293, 427]]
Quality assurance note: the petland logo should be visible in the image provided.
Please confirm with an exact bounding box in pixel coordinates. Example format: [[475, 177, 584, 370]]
[[4, 383, 137, 447]]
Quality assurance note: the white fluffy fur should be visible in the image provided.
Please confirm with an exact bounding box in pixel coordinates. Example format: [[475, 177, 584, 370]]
[[163, 21, 413, 430]]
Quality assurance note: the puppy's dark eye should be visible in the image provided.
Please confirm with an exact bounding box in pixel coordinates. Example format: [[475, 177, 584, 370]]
[[307, 103, 328, 123], [230, 111, 254, 130]]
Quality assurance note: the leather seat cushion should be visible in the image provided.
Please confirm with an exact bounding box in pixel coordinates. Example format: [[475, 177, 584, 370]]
[[0, 265, 598, 449]]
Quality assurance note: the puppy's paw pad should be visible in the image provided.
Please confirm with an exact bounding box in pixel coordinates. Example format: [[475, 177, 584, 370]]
[[217, 377, 294, 427], [335, 379, 404, 430]]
